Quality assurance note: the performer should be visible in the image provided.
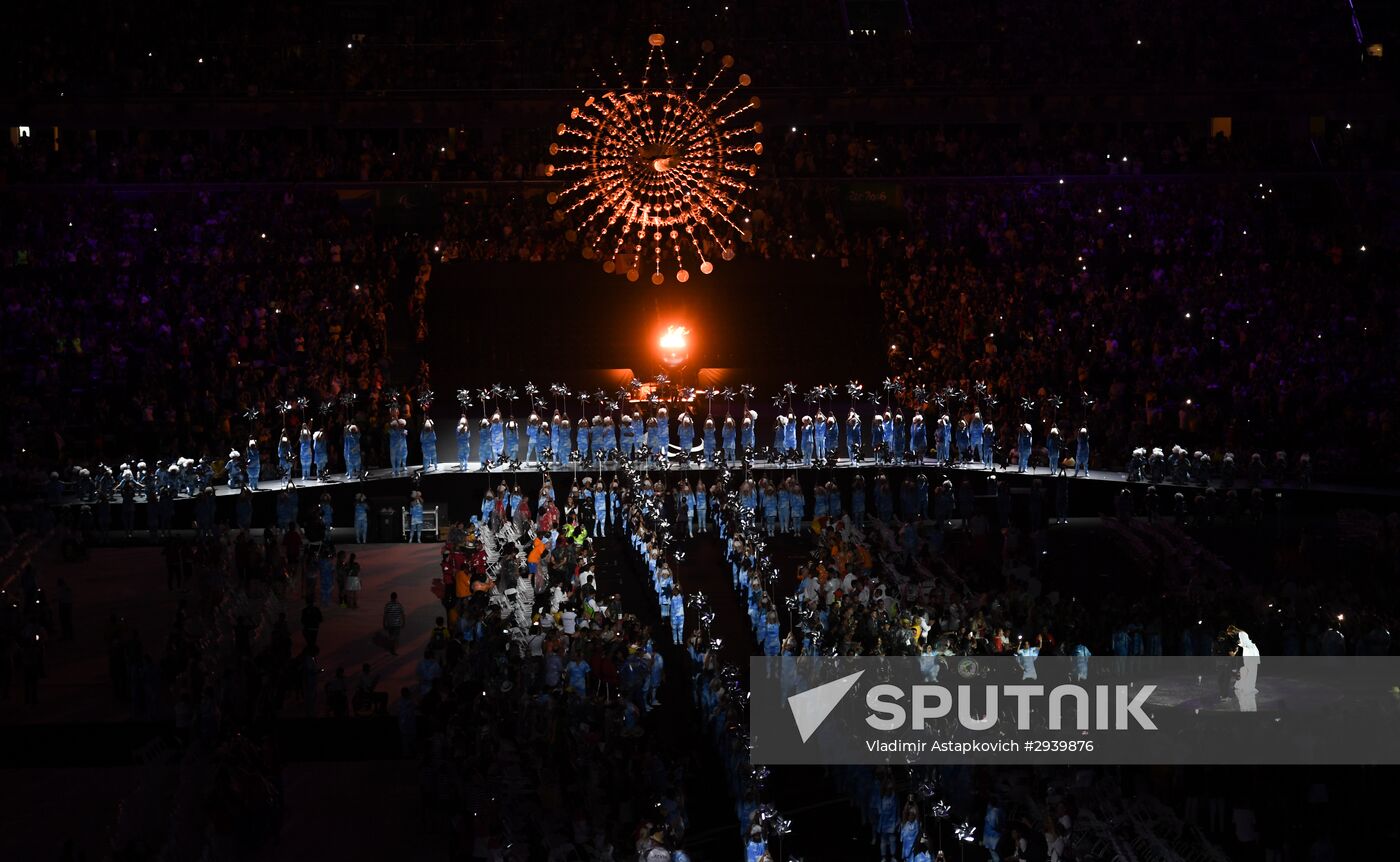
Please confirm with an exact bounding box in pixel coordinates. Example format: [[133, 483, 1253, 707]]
[[772, 416, 787, 457], [247, 438, 262, 489], [1046, 427, 1062, 476], [407, 490, 425, 543], [313, 427, 330, 478], [722, 416, 737, 462], [591, 414, 606, 460], [1075, 427, 1090, 476], [784, 410, 798, 456], [593, 482, 609, 537], [227, 448, 245, 490], [489, 412, 505, 464], [354, 493, 369, 543], [390, 418, 410, 476], [702, 417, 717, 464], [602, 415, 618, 460], [910, 414, 927, 463], [319, 493, 334, 534], [800, 415, 816, 465], [630, 412, 646, 461], [935, 415, 950, 464], [890, 411, 905, 464], [644, 416, 660, 465], [656, 407, 671, 455], [1017, 423, 1032, 473], [981, 422, 996, 469], [276, 434, 292, 485], [343, 423, 362, 478], [813, 410, 828, 462], [870, 413, 886, 464], [525, 412, 542, 464], [694, 482, 708, 533], [299, 426, 314, 480], [119, 465, 137, 537], [955, 419, 970, 465], [669, 586, 684, 644], [824, 413, 839, 463], [742, 410, 758, 455], [504, 417, 520, 463], [455, 416, 471, 470], [1226, 625, 1260, 712], [969, 411, 985, 464], [847, 409, 863, 462], [677, 413, 695, 461], [621, 412, 636, 459], [576, 417, 591, 463]]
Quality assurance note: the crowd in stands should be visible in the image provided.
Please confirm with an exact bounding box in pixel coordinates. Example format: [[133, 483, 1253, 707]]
[[4, 118, 1391, 187], [7, 0, 1383, 99], [878, 178, 1395, 477], [0, 185, 415, 470], [2, 157, 1393, 491]]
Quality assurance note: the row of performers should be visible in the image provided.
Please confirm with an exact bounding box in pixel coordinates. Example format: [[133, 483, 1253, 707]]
[[66, 410, 1091, 501], [229, 409, 1090, 485]]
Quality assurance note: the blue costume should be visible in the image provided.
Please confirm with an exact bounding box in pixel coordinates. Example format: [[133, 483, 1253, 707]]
[[277, 436, 294, 478], [1076, 430, 1090, 475], [982, 424, 996, 468], [227, 454, 244, 490], [525, 419, 541, 463], [299, 431, 314, 480], [391, 422, 410, 476], [677, 418, 694, 458], [621, 416, 636, 457], [354, 498, 369, 543], [848, 416, 862, 460], [969, 414, 985, 461], [910, 418, 928, 462], [670, 590, 684, 643], [456, 421, 471, 469], [343, 426, 362, 477], [1047, 431, 1061, 475], [722, 421, 736, 461], [504, 421, 519, 462], [420, 422, 438, 471], [703, 422, 717, 463], [489, 418, 505, 463], [1018, 425, 1032, 472], [313, 431, 329, 476], [740, 417, 756, 453], [246, 442, 261, 489], [576, 423, 591, 462], [408, 497, 424, 543]]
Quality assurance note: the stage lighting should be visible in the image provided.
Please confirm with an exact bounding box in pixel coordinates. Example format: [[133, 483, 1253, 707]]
[[659, 325, 691, 368]]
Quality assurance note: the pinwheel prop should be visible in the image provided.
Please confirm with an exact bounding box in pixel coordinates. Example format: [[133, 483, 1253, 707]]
[[739, 383, 756, 414], [417, 389, 435, 411]]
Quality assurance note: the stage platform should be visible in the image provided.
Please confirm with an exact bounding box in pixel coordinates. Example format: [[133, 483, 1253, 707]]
[[48, 452, 1397, 543]]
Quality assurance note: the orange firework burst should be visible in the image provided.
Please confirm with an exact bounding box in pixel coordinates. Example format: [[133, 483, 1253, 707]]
[[547, 33, 763, 285]]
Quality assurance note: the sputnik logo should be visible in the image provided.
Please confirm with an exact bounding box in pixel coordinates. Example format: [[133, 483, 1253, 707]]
[[787, 670, 864, 743]]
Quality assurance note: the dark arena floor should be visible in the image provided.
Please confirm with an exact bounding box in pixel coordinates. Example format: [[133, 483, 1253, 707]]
[[3, 3, 1400, 861]]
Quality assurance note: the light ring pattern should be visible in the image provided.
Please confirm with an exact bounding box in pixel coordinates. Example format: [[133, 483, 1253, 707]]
[[548, 34, 762, 284]]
